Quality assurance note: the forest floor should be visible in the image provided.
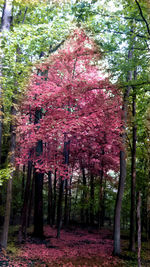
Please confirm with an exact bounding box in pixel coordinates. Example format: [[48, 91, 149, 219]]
[[0, 226, 149, 266]]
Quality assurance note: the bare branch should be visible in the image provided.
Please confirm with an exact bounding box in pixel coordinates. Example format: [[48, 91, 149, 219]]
[[135, 0, 150, 36]]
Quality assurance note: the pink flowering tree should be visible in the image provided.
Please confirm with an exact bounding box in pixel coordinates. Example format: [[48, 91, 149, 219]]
[[16, 29, 122, 237]]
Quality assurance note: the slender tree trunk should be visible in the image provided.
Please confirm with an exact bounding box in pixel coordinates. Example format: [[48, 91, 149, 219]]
[[19, 160, 32, 242], [81, 167, 87, 224], [90, 173, 94, 226], [47, 171, 53, 226], [130, 88, 137, 252], [148, 171, 150, 239], [33, 108, 44, 238], [1, 0, 13, 31], [27, 170, 35, 227], [0, 106, 16, 248], [0, 192, 3, 226], [137, 192, 141, 267], [34, 170, 44, 238], [68, 176, 72, 223], [73, 179, 79, 222], [113, 151, 126, 255], [21, 165, 25, 201], [57, 137, 69, 237], [33, 139, 43, 238], [52, 169, 57, 226], [0, 0, 13, 164], [0, 0, 12, 161], [57, 178, 64, 238], [99, 169, 103, 229], [149, 218, 150, 239], [102, 178, 106, 226], [113, 46, 133, 255], [0, 2, 18, 248], [21, 7, 28, 24], [0, 179, 12, 248], [64, 179, 69, 226]]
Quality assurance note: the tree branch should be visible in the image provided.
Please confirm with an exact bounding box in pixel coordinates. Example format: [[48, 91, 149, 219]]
[[135, 0, 150, 36], [22, 7, 28, 24], [49, 40, 65, 54], [119, 81, 150, 90], [96, 29, 150, 39]]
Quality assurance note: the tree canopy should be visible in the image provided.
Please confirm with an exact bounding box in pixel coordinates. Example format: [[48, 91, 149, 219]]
[[17, 29, 122, 177], [0, 0, 149, 266]]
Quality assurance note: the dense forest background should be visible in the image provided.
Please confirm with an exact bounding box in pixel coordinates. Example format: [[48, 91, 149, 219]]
[[0, 0, 150, 266]]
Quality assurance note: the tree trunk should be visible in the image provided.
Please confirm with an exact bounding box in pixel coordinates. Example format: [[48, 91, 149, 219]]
[[52, 169, 57, 226], [0, 105, 16, 248], [0, 0, 13, 164], [0, 192, 3, 226], [99, 169, 104, 229], [130, 89, 137, 252], [149, 218, 150, 239], [102, 178, 106, 226], [57, 178, 64, 238], [33, 108, 44, 238], [73, 178, 79, 222], [81, 167, 87, 224], [27, 170, 35, 227], [113, 46, 133, 255], [137, 192, 141, 267], [0, 2, 17, 248], [47, 171, 53, 226], [0, 179, 12, 248], [57, 137, 69, 237], [68, 176, 72, 223], [90, 173, 94, 226], [64, 179, 69, 226], [21, 165, 25, 201], [1, 0, 13, 31], [113, 151, 126, 255], [19, 160, 32, 242], [34, 171, 44, 238]]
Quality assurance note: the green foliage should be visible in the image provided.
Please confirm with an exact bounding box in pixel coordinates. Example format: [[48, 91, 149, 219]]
[[71, 1, 95, 22], [0, 166, 14, 186], [0, 1, 149, 257], [0, 1, 74, 162]]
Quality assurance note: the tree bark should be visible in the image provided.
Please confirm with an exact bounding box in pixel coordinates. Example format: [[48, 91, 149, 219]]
[[68, 176, 72, 223], [47, 171, 53, 226], [57, 178, 64, 238], [90, 173, 94, 226], [0, 192, 3, 226], [1, 0, 13, 31], [99, 169, 104, 229], [81, 167, 87, 224], [21, 165, 25, 201], [0, 0, 13, 164], [33, 109, 44, 238], [34, 171, 44, 238], [57, 137, 69, 237], [52, 169, 57, 226], [113, 151, 126, 256], [129, 86, 137, 252], [113, 46, 133, 255], [0, 105, 16, 248], [19, 160, 32, 242], [64, 178, 69, 226], [137, 191, 141, 267], [27, 170, 35, 227]]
